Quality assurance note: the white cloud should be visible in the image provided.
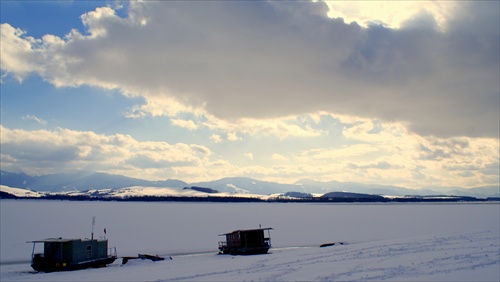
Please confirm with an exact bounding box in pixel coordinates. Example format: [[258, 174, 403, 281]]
[[170, 119, 198, 130], [80, 6, 121, 38], [0, 24, 44, 82], [325, 1, 458, 30], [203, 115, 324, 139], [125, 94, 200, 119], [0, 125, 212, 180], [209, 134, 222, 143], [271, 153, 288, 161], [227, 132, 241, 142], [22, 114, 47, 125], [298, 144, 379, 160], [244, 153, 254, 160]]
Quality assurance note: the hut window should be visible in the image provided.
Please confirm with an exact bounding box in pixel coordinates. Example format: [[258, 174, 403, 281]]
[[86, 245, 92, 251]]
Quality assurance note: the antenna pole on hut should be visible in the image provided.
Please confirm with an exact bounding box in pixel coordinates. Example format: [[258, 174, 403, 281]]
[[91, 216, 95, 240]]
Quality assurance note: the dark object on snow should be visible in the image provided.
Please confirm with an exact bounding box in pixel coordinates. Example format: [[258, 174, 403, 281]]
[[218, 227, 273, 255], [320, 242, 347, 247], [121, 254, 166, 265], [29, 238, 117, 272]]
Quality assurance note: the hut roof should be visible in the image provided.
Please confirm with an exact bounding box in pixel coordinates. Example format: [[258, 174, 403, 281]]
[[219, 227, 273, 236], [28, 238, 105, 243]]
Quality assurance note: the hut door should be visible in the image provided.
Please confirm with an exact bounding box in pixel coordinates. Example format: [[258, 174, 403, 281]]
[[54, 243, 63, 262], [85, 245, 92, 259]]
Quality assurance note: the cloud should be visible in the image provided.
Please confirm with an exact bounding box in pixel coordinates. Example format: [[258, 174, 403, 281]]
[[126, 154, 198, 169], [0, 24, 44, 81], [271, 153, 288, 161], [0, 125, 212, 180], [325, 1, 458, 30], [202, 115, 324, 140], [1, 1, 498, 139], [244, 153, 254, 160], [227, 132, 241, 142], [170, 119, 198, 130], [209, 134, 222, 143], [256, 116, 498, 188], [347, 161, 401, 170], [22, 114, 47, 125]]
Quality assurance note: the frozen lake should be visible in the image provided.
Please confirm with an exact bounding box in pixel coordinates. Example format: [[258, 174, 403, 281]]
[[1, 200, 499, 281]]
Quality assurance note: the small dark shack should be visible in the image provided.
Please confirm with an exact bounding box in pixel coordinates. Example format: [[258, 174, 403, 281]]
[[218, 227, 273, 255], [29, 238, 117, 272]]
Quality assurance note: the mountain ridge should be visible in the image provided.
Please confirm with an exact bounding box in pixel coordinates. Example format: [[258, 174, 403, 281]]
[[0, 170, 498, 198]]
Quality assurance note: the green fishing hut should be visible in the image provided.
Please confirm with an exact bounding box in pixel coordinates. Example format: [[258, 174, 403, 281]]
[[30, 238, 117, 272]]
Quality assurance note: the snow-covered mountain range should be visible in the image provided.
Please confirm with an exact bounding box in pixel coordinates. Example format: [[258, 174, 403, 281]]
[[1, 170, 498, 198]]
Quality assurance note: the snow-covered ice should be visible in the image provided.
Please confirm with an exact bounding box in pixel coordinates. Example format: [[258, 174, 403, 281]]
[[1, 200, 499, 281]]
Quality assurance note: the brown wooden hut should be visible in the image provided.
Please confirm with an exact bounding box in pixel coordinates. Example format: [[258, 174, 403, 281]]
[[218, 227, 273, 255]]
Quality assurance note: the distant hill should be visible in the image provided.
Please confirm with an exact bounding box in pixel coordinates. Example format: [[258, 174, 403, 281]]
[[191, 177, 303, 195], [283, 191, 313, 198], [428, 186, 500, 198], [0, 171, 33, 189], [294, 179, 434, 196], [321, 192, 385, 199], [0, 170, 187, 192], [293, 179, 500, 198], [183, 186, 219, 194]]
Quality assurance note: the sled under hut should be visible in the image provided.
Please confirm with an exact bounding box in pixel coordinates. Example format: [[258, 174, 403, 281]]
[[218, 227, 273, 255]]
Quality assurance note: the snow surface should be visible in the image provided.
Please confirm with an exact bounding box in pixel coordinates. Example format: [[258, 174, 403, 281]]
[[0, 186, 43, 198], [0, 185, 276, 200], [1, 200, 499, 281]]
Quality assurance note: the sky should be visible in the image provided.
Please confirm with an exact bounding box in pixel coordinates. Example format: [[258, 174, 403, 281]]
[[1, 0, 499, 191]]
